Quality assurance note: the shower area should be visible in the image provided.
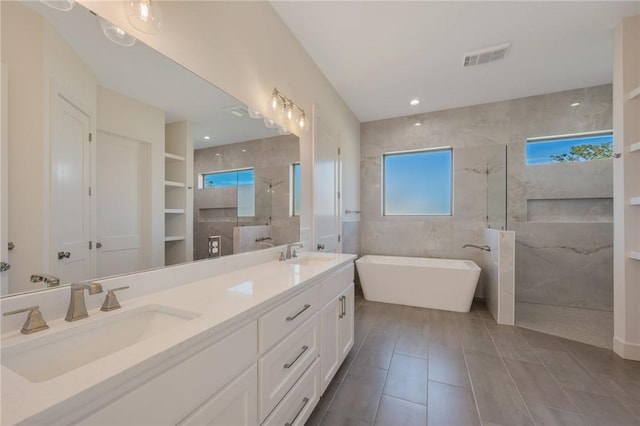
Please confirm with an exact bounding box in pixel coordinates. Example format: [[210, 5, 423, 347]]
[[487, 141, 614, 349]]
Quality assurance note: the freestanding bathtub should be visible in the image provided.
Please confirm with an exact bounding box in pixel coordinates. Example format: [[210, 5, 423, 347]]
[[355, 255, 481, 312]]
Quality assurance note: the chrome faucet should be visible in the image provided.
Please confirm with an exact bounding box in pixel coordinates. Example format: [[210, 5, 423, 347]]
[[65, 282, 103, 322], [286, 242, 304, 259], [463, 244, 491, 252], [30, 273, 61, 288]]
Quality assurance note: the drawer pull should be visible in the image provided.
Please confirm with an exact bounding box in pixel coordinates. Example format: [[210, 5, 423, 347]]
[[339, 295, 346, 318], [283, 345, 309, 369], [286, 304, 311, 322], [285, 397, 310, 426]]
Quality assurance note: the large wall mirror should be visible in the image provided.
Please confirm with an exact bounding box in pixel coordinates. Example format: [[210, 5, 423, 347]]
[[0, 1, 300, 297]]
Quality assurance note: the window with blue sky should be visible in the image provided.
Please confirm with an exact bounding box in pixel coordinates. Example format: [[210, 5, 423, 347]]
[[383, 148, 452, 216], [202, 169, 254, 188], [526, 131, 613, 165], [202, 169, 255, 217], [291, 163, 301, 216]]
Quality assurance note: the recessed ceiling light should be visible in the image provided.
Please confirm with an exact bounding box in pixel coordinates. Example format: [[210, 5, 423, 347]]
[[410, 99, 420, 106], [215, 153, 221, 156], [570, 102, 580, 107], [204, 136, 210, 140], [414, 122, 422, 127], [241, 149, 247, 153]]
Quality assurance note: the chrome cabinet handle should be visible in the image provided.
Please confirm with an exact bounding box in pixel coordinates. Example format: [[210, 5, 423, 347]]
[[317, 243, 325, 250], [339, 295, 347, 318], [57, 251, 71, 260], [286, 304, 311, 322], [285, 397, 310, 426], [342, 295, 347, 317], [283, 345, 309, 369], [0, 261, 10, 272]]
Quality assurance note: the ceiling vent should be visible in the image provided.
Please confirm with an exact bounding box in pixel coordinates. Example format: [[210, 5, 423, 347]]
[[463, 43, 510, 67], [223, 105, 249, 117]]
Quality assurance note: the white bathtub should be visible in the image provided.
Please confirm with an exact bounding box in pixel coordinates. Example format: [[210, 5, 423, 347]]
[[355, 255, 481, 312]]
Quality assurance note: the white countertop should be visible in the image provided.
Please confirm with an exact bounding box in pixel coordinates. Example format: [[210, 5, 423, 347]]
[[1, 252, 356, 425]]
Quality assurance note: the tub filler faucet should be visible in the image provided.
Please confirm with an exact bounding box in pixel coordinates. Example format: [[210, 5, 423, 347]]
[[463, 244, 491, 252]]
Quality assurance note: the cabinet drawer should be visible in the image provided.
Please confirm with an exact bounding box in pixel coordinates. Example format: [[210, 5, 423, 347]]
[[320, 264, 354, 306], [259, 284, 319, 353], [79, 322, 257, 426], [262, 359, 320, 426], [259, 313, 319, 422]]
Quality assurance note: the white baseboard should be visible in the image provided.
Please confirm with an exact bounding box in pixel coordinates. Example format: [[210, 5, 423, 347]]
[[613, 336, 640, 361]]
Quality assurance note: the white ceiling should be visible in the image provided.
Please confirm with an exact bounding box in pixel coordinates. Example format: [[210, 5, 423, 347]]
[[24, 1, 281, 149], [272, 1, 640, 123]]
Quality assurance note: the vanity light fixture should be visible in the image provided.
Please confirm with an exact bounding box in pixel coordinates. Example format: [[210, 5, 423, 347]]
[[410, 99, 420, 106], [271, 88, 308, 131], [99, 17, 136, 47], [40, 0, 75, 11], [124, 0, 162, 34], [248, 107, 263, 119]]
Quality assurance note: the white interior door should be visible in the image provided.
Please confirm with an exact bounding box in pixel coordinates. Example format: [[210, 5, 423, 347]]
[[1, 64, 9, 294], [51, 93, 92, 283], [96, 131, 149, 278], [313, 116, 341, 253]]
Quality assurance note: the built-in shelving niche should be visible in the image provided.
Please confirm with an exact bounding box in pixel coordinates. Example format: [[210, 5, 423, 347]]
[[526, 198, 613, 223]]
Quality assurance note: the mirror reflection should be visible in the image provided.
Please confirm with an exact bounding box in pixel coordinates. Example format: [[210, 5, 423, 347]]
[[1, 1, 300, 296]]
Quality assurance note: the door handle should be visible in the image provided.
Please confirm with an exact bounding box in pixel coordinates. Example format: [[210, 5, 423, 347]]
[[57, 251, 71, 260], [317, 243, 325, 250]]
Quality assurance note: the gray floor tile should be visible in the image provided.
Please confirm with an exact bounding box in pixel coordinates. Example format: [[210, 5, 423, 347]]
[[395, 327, 429, 359], [564, 388, 639, 426], [428, 345, 470, 388], [465, 351, 534, 426], [427, 381, 480, 426], [488, 325, 541, 363], [562, 339, 640, 381], [534, 348, 609, 395], [354, 341, 395, 370], [320, 410, 371, 426], [518, 327, 568, 351], [382, 353, 427, 405], [527, 405, 586, 426], [327, 363, 388, 424], [307, 299, 640, 426], [593, 373, 640, 421], [503, 358, 577, 412], [374, 395, 427, 426]]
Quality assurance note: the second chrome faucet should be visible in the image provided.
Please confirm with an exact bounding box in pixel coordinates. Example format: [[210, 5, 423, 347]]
[[65, 283, 103, 322]]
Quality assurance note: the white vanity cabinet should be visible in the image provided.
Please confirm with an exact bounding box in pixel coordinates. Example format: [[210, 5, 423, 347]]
[[319, 265, 355, 394], [4, 257, 357, 426], [77, 322, 258, 426]]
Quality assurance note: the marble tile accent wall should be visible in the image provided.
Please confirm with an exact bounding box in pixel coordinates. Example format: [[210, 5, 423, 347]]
[[360, 84, 613, 305], [484, 229, 515, 325], [194, 134, 300, 259]]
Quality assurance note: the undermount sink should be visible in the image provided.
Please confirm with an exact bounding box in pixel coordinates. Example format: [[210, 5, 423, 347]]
[[1, 305, 200, 383], [285, 253, 333, 267]]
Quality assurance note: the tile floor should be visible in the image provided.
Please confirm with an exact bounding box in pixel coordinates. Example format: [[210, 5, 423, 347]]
[[306, 295, 640, 426], [516, 302, 614, 350]]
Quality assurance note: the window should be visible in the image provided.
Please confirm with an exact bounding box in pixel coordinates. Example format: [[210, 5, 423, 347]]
[[526, 131, 613, 165], [383, 148, 452, 216], [202, 169, 254, 188], [200, 168, 255, 217], [291, 163, 301, 216]]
